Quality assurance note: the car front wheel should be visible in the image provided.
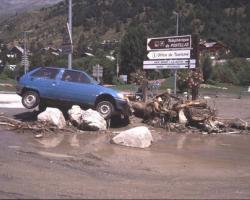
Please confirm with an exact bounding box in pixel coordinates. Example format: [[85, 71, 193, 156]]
[[96, 101, 114, 119], [22, 91, 40, 109]]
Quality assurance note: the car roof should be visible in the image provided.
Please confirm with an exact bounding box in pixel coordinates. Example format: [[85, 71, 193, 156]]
[[36, 66, 87, 73]]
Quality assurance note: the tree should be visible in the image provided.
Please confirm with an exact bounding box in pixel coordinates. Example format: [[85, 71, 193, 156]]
[[202, 56, 213, 82], [119, 25, 147, 80], [77, 34, 88, 56], [0, 43, 8, 70]]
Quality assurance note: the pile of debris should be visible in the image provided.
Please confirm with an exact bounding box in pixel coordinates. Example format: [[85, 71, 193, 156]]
[[0, 106, 108, 136], [0, 108, 153, 148], [130, 91, 250, 134], [0, 114, 64, 137]]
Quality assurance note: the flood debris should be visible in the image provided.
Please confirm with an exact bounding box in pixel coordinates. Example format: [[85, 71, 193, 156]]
[[130, 91, 250, 134], [111, 126, 153, 148], [0, 96, 249, 136], [0, 115, 59, 136]]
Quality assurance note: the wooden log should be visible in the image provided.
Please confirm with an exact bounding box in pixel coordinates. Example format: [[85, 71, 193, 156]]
[[155, 91, 180, 101], [131, 102, 147, 118], [228, 119, 250, 130], [173, 100, 207, 111], [185, 107, 213, 122]]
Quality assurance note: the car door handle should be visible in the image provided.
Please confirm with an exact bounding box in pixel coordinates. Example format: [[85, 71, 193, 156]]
[[52, 82, 56, 86]]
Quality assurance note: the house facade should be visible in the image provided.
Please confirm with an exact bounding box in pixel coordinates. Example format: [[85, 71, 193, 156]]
[[199, 40, 230, 59]]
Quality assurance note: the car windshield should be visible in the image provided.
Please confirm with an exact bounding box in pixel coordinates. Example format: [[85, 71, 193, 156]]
[[80, 72, 100, 85], [86, 73, 99, 84]]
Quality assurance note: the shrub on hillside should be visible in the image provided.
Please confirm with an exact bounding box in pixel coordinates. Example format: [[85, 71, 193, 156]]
[[211, 58, 250, 85]]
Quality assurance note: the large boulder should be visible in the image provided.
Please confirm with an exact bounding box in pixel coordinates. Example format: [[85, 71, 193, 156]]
[[68, 106, 107, 131], [81, 109, 107, 131], [68, 105, 84, 126], [37, 107, 66, 129], [111, 126, 153, 148]]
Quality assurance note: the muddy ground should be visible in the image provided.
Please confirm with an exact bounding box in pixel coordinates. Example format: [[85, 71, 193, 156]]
[[0, 92, 250, 199]]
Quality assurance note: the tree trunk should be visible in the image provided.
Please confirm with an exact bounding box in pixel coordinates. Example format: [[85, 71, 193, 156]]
[[191, 86, 198, 100]]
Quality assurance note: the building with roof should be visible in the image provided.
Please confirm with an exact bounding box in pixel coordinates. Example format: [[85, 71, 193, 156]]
[[199, 40, 230, 59]]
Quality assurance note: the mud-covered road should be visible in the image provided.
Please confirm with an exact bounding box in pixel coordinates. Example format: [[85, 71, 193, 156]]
[[0, 94, 250, 199]]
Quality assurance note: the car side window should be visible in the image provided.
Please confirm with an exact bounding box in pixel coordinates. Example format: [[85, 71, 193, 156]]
[[62, 70, 91, 84], [78, 73, 90, 84], [61, 70, 81, 83], [31, 68, 59, 79]]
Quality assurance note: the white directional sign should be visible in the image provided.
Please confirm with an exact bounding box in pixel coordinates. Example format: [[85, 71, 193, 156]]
[[147, 50, 190, 60], [147, 35, 192, 51], [143, 59, 196, 69], [143, 64, 195, 69], [143, 59, 196, 65]]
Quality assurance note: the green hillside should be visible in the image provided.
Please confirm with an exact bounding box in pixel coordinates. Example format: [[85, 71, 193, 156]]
[[1, 0, 250, 85], [1, 0, 250, 56]]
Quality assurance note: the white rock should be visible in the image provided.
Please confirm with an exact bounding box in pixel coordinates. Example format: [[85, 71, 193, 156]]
[[179, 109, 188, 124], [37, 107, 66, 129], [81, 109, 107, 131], [68, 106, 106, 131], [112, 126, 153, 148], [68, 105, 84, 126]]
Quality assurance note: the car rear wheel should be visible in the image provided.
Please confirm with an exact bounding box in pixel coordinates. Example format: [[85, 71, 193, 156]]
[[22, 91, 40, 109], [96, 101, 114, 119]]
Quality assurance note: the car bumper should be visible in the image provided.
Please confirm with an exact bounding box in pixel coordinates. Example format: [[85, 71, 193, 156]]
[[115, 98, 132, 117]]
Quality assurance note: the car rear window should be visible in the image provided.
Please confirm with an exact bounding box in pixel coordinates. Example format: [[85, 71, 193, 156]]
[[31, 68, 59, 79]]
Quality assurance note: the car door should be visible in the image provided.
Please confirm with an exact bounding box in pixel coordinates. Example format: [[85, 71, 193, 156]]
[[57, 70, 99, 106], [28, 68, 60, 99]]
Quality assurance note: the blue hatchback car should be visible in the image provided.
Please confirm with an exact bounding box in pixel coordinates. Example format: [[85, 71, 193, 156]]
[[16, 67, 130, 119]]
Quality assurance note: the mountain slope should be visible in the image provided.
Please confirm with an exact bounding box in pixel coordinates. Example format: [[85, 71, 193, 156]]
[[0, 0, 250, 57], [0, 0, 63, 18]]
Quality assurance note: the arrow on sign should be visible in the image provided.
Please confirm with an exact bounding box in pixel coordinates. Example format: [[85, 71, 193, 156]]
[[147, 50, 191, 60]]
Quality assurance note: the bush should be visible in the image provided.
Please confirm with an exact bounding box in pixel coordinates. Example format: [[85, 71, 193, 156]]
[[211, 58, 250, 86], [201, 56, 213, 83], [2, 67, 17, 79], [112, 76, 126, 85]]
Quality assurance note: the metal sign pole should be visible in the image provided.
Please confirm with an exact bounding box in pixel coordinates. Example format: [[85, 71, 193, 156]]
[[68, 0, 72, 69], [116, 54, 119, 78], [173, 11, 179, 95], [23, 31, 30, 74], [98, 64, 100, 82]]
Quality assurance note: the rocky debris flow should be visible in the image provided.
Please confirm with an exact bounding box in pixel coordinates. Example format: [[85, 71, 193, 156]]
[[130, 91, 250, 134], [38, 107, 66, 129], [111, 126, 153, 148], [68, 106, 107, 131], [0, 94, 249, 137]]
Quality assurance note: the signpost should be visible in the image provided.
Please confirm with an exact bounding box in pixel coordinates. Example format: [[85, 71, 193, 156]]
[[147, 50, 190, 60], [92, 64, 103, 82], [143, 59, 196, 69], [143, 64, 195, 70], [144, 34, 195, 94], [21, 53, 29, 73], [143, 59, 195, 65], [62, 23, 73, 55], [147, 35, 191, 51]]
